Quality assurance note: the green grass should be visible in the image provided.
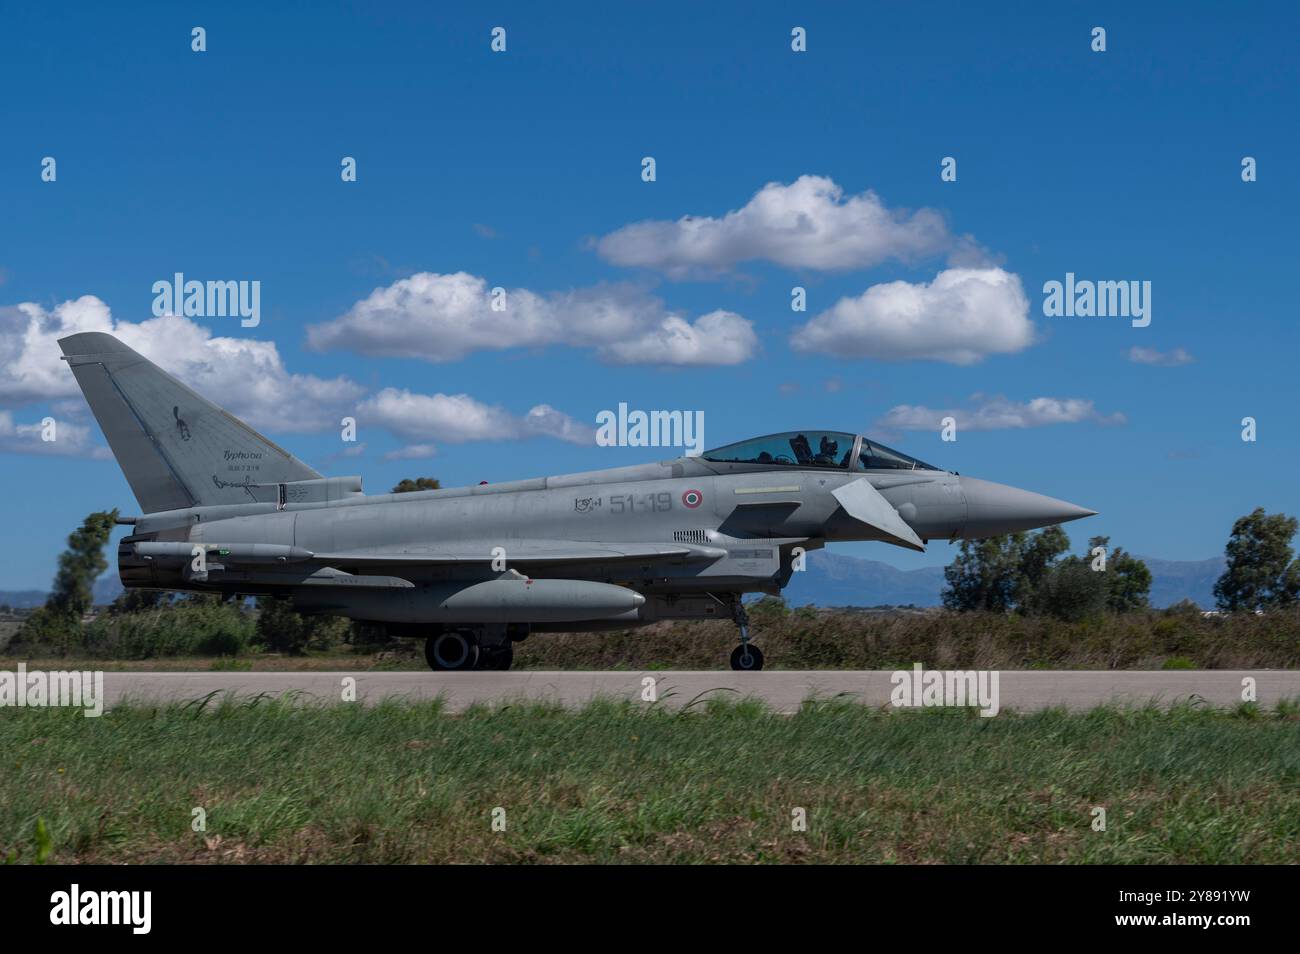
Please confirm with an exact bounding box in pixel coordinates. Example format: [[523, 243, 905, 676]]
[[3, 698, 1297, 864]]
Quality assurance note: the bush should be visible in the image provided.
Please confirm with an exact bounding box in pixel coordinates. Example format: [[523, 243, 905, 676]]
[[8, 607, 80, 656], [80, 602, 255, 659], [509, 606, 1300, 670], [254, 598, 350, 654], [345, 620, 403, 653]]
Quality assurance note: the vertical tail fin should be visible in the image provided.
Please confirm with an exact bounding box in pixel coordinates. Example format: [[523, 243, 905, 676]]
[[58, 332, 322, 513]]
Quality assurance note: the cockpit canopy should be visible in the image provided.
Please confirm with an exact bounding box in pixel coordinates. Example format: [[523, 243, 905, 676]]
[[701, 431, 940, 472]]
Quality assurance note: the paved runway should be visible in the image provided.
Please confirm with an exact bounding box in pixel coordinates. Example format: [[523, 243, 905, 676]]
[[87, 669, 1300, 714]]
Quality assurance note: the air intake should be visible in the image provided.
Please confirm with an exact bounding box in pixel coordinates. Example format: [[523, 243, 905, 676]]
[[672, 529, 712, 544]]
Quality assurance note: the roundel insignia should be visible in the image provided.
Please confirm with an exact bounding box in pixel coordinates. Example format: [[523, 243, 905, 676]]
[[681, 489, 703, 509]]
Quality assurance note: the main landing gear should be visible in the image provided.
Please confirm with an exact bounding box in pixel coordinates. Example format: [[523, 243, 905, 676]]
[[424, 626, 521, 671], [729, 601, 764, 671], [425, 630, 479, 671]]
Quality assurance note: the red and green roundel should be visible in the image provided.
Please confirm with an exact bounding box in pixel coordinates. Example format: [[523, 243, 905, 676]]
[[681, 489, 703, 509]]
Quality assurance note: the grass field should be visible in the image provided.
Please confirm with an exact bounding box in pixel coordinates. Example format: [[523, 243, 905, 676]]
[[3, 697, 1297, 864]]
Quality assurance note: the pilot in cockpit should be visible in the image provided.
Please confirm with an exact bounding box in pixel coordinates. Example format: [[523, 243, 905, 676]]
[[814, 434, 840, 466]]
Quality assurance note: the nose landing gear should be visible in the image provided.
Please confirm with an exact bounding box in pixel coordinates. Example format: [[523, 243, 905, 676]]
[[729, 601, 764, 671]]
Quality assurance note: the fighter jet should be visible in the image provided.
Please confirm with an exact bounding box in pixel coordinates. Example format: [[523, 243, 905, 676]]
[[58, 332, 1097, 671]]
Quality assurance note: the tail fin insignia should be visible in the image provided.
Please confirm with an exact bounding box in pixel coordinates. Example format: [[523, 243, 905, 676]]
[[58, 332, 321, 513]]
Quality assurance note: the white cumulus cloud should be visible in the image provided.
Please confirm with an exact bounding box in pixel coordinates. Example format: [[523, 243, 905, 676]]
[[595, 175, 954, 276], [877, 395, 1126, 432], [306, 272, 757, 366], [0, 297, 364, 432], [599, 310, 756, 366], [359, 388, 592, 446], [0, 295, 592, 459], [790, 267, 1034, 364], [1126, 346, 1194, 367], [0, 410, 111, 458]]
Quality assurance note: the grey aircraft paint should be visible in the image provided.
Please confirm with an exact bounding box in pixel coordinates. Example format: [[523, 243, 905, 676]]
[[57, 332, 1097, 671]]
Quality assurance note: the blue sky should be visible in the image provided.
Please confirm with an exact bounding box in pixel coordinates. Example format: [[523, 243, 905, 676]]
[[1, 1, 1296, 589]]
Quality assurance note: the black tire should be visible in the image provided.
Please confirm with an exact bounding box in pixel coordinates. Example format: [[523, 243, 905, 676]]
[[425, 630, 480, 671], [476, 643, 514, 671], [729, 644, 764, 671]]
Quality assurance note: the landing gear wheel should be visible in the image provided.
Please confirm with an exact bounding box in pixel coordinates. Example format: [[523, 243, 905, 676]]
[[728, 599, 763, 670], [476, 644, 514, 671], [425, 630, 480, 671], [730, 644, 764, 671]]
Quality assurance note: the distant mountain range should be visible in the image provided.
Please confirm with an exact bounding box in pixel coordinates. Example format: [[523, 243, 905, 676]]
[[1137, 555, 1226, 609], [0, 576, 126, 610], [0, 551, 1226, 612], [783, 552, 947, 607], [782, 550, 1225, 609]]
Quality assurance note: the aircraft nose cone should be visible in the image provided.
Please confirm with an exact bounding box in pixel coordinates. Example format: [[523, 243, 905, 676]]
[[959, 476, 1097, 538]]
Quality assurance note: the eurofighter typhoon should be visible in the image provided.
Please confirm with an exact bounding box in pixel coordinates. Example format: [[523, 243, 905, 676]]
[[59, 333, 1097, 670]]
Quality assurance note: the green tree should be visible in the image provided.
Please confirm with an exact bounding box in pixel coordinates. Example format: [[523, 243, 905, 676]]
[[945, 526, 1154, 620], [1028, 555, 1108, 622], [1089, 535, 1152, 612], [49, 510, 119, 617], [391, 477, 440, 493], [942, 527, 1071, 613], [1027, 535, 1150, 621], [942, 534, 1025, 612], [1016, 525, 1071, 603], [19, 510, 118, 654], [1213, 508, 1300, 612]]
